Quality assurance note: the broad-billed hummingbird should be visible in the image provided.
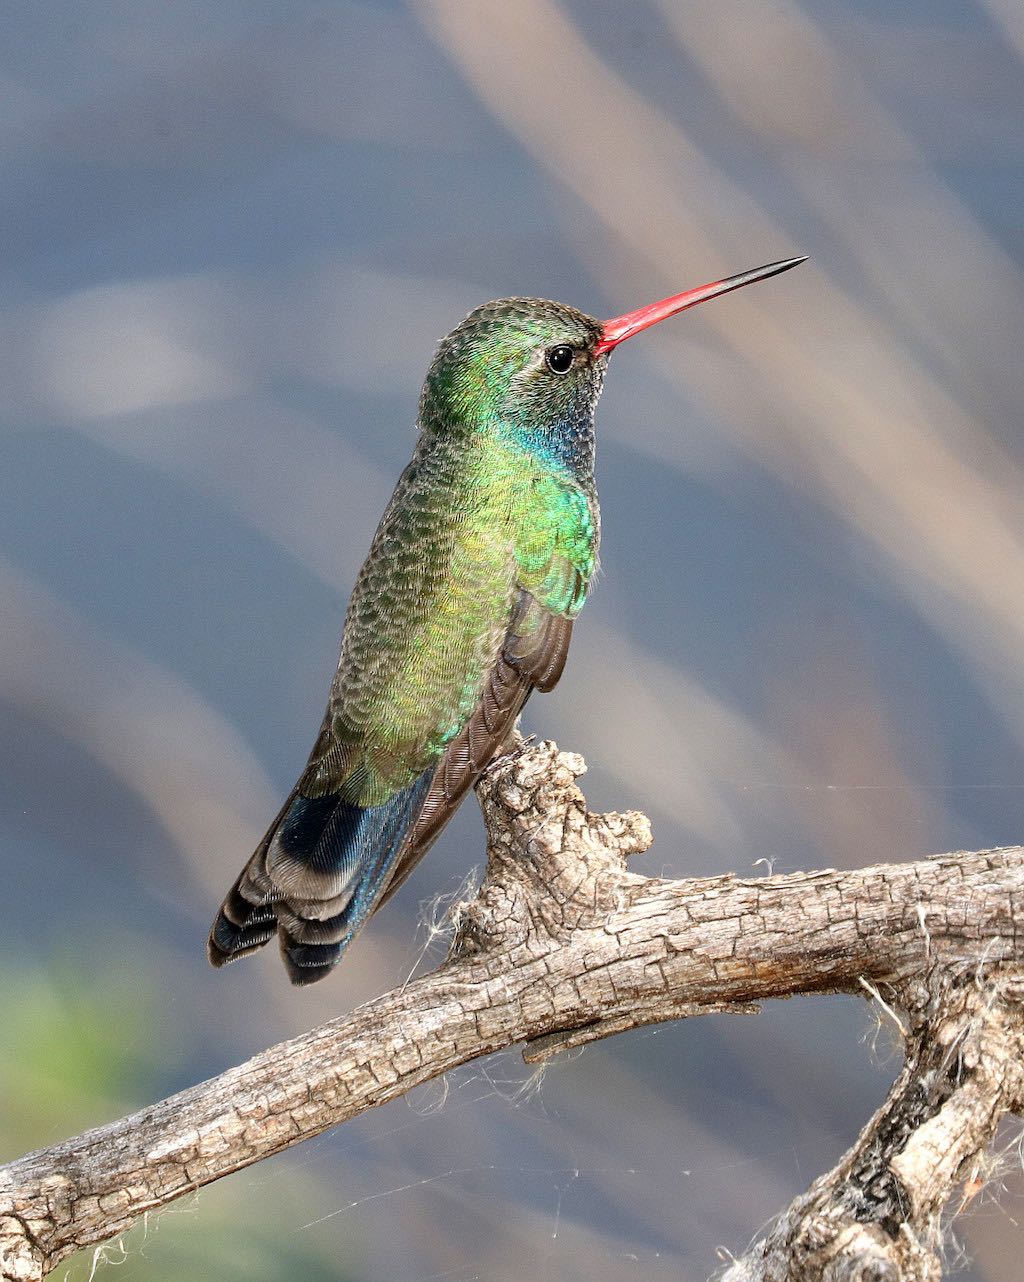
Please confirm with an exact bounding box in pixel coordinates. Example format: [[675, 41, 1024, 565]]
[[209, 256, 805, 984]]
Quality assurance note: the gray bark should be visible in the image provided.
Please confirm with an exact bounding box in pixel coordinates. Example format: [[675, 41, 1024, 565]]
[[2, 739, 1023, 1281]]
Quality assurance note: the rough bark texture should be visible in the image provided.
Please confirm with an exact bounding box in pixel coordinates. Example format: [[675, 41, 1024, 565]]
[[2, 739, 1023, 1281]]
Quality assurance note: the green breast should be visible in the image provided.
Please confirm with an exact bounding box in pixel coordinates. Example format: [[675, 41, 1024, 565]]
[[327, 434, 597, 806]]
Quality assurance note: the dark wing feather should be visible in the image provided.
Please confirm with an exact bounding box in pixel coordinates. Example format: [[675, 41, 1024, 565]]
[[207, 787, 302, 964]]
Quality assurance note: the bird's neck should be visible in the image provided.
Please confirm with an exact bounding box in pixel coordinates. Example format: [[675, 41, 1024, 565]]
[[420, 396, 596, 487], [495, 409, 596, 485]]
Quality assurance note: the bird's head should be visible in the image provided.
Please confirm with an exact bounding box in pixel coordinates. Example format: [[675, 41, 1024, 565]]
[[420, 297, 605, 450], [420, 257, 806, 473]]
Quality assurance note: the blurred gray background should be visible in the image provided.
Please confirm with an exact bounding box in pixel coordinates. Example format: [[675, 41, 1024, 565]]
[[3, 2, 1024, 1279]]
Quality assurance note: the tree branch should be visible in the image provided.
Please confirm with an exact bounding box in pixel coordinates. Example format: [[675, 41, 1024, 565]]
[[2, 739, 1023, 1281]]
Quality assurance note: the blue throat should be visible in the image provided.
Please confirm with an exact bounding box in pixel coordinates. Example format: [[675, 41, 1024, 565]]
[[502, 405, 596, 483]]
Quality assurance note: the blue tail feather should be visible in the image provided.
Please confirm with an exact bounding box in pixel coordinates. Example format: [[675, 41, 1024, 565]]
[[272, 768, 435, 984]]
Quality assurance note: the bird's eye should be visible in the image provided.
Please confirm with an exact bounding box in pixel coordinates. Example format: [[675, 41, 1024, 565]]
[[545, 344, 574, 374]]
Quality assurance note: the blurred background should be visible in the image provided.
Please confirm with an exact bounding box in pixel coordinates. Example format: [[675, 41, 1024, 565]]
[[3, 1, 1024, 1278]]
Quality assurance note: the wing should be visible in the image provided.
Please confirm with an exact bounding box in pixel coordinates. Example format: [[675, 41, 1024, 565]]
[[207, 588, 575, 982], [374, 468, 597, 910], [375, 587, 574, 909]]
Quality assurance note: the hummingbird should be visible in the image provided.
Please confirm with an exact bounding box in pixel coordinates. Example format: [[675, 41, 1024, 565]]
[[208, 256, 805, 985]]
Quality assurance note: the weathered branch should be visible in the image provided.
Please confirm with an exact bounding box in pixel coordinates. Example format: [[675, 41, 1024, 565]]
[[723, 967, 1024, 1282], [2, 739, 1023, 1281]]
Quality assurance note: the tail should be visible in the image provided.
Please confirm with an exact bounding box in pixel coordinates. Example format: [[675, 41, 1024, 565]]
[[208, 769, 435, 985]]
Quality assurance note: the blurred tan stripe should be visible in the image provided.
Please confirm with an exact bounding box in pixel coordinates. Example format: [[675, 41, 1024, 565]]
[[981, 0, 1024, 63], [567, 622, 800, 851], [659, 0, 1024, 378], [0, 554, 269, 896]]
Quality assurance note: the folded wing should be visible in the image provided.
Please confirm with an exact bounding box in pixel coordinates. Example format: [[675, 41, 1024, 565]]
[[207, 586, 575, 984]]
